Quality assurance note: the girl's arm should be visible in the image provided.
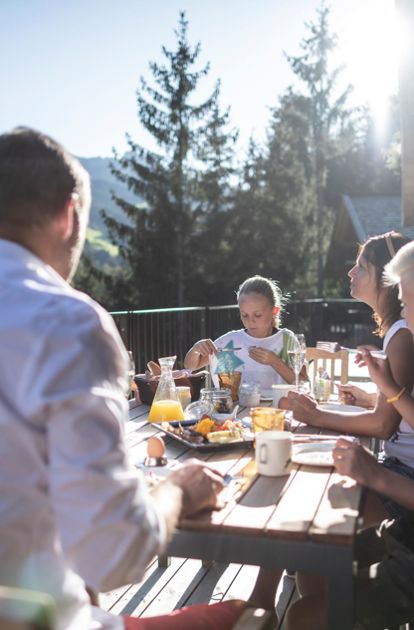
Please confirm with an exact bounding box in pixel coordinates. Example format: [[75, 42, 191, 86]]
[[184, 338, 216, 371]]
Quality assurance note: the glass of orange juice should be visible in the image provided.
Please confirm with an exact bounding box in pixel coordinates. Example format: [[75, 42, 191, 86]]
[[250, 407, 285, 435], [148, 399, 184, 422], [148, 355, 184, 422]]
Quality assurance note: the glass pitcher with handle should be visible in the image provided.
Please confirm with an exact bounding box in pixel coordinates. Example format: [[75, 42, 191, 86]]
[[148, 356, 185, 422]]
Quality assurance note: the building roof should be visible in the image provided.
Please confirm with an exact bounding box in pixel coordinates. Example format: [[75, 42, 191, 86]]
[[342, 194, 414, 241], [325, 194, 414, 287]]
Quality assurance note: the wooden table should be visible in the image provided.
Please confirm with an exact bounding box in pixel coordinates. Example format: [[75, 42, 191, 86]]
[[127, 401, 364, 630]]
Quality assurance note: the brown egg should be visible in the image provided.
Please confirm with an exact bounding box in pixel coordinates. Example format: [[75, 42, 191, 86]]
[[147, 435, 166, 459]]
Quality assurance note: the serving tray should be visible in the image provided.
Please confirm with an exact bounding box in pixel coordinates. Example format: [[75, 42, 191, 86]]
[[153, 419, 254, 452]]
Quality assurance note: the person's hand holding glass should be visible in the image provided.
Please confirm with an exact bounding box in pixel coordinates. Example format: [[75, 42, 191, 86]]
[[288, 334, 306, 392]]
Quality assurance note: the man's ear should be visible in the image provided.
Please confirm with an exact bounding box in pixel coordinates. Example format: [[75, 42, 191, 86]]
[[55, 194, 77, 241]]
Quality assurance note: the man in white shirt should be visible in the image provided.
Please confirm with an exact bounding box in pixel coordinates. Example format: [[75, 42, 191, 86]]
[[0, 128, 245, 629]]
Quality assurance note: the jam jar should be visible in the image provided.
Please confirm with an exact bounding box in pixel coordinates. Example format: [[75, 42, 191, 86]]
[[199, 388, 233, 413], [238, 382, 261, 407]]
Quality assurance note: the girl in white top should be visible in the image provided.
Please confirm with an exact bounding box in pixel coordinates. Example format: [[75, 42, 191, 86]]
[[184, 275, 299, 389]]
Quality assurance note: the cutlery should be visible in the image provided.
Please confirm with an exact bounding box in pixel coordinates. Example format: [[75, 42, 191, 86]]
[[217, 347, 242, 353], [315, 341, 386, 359]]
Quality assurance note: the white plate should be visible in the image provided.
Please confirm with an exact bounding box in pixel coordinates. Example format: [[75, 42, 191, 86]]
[[291, 441, 336, 466], [320, 403, 366, 414]]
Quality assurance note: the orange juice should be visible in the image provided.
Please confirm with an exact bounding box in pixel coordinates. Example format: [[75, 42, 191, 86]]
[[250, 407, 285, 433], [148, 399, 184, 422]]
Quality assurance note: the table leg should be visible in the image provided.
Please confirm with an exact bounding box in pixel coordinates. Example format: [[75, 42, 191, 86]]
[[158, 554, 171, 568], [325, 548, 354, 630]]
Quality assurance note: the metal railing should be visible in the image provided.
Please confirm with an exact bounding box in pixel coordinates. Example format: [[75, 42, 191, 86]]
[[111, 300, 376, 374]]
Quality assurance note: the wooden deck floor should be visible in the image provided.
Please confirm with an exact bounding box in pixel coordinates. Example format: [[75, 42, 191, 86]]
[[100, 560, 297, 628]]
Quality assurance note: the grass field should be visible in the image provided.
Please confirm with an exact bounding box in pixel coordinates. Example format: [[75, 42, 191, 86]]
[[86, 227, 119, 258]]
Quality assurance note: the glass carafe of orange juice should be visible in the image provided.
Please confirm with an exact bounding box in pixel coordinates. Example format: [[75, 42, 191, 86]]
[[148, 356, 185, 422]]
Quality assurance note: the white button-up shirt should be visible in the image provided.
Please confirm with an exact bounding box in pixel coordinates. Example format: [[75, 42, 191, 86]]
[[0, 240, 165, 629]]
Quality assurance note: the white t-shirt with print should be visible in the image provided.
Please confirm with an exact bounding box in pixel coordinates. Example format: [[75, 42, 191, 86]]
[[209, 327, 297, 389], [383, 319, 414, 468]]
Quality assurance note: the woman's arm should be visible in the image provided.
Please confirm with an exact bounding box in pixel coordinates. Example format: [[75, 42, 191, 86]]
[[334, 438, 414, 511], [362, 332, 414, 429], [184, 338, 217, 371], [289, 328, 414, 439]]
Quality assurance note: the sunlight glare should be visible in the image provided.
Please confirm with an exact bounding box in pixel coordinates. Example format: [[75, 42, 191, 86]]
[[335, 0, 407, 133]]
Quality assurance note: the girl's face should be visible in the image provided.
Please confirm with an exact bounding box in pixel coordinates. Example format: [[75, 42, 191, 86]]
[[348, 251, 378, 306], [238, 293, 276, 338], [400, 278, 414, 333]]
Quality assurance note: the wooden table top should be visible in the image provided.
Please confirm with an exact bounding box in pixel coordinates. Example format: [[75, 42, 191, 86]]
[[127, 401, 363, 548]]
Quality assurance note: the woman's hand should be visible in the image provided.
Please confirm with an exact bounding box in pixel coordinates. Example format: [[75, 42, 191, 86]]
[[353, 344, 380, 367], [336, 384, 376, 408], [287, 391, 321, 426], [248, 346, 275, 366], [333, 438, 379, 486], [362, 351, 397, 397]]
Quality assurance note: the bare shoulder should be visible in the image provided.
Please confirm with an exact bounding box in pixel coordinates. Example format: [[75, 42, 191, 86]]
[[387, 326, 414, 355]]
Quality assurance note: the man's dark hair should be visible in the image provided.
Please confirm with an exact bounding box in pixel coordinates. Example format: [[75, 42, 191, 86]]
[[0, 127, 89, 226]]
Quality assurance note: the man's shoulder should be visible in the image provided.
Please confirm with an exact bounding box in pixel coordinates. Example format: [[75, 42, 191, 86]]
[[25, 279, 117, 348]]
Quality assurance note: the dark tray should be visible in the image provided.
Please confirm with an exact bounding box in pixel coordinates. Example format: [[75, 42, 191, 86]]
[[153, 419, 254, 452]]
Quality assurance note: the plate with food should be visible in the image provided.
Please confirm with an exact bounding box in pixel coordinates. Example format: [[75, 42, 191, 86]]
[[291, 441, 336, 467], [153, 415, 254, 451]]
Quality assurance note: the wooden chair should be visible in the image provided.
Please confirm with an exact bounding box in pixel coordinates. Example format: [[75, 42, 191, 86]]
[[0, 586, 55, 630], [306, 347, 349, 386]]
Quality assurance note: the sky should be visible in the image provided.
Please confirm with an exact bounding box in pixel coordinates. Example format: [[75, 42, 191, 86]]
[[0, 0, 400, 158]]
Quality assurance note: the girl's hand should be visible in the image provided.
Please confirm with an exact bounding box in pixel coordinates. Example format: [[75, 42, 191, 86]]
[[192, 339, 217, 358], [248, 346, 275, 366]]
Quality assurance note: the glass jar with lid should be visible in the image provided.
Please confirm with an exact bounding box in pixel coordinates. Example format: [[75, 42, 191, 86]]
[[238, 382, 261, 407], [199, 388, 233, 414]]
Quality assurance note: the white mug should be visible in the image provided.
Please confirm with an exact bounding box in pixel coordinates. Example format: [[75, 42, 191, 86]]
[[271, 384, 294, 408], [255, 431, 292, 477]]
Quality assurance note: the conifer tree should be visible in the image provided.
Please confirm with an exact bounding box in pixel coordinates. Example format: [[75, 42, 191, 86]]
[[104, 12, 233, 308], [285, 2, 353, 294], [187, 94, 238, 304]]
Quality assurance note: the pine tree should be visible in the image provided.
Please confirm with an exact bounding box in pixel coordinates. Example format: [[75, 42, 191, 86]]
[[187, 93, 238, 304], [104, 12, 233, 308], [285, 2, 353, 295]]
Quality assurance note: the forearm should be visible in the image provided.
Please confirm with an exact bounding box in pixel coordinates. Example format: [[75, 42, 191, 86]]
[[308, 408, 396, 439], [369, 464, 414, 511], [184, 346, 207, 370], [381, 389, 414, 430]]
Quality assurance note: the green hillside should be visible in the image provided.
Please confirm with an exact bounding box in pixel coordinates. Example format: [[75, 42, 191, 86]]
[[78, 157, 137, 265]]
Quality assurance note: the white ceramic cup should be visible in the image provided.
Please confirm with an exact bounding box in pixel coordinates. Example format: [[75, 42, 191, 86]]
[[271, 384, 295, 408], [255, 430, 292, 477]]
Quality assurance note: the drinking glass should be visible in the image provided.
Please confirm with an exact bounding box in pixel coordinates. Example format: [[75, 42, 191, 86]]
[[250, 407, 285, 434], [288, 334, 307, 392]]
